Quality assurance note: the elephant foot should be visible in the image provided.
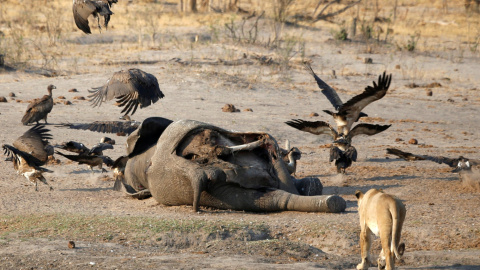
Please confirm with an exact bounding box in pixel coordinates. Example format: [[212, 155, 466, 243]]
[[324, 195, 347, 213]]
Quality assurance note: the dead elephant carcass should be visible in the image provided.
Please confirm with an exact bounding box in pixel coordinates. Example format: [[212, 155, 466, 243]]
[[121, 119, 346, 213]]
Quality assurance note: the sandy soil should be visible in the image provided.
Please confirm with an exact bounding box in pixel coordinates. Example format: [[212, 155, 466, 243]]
[[1, 4, 480, 269]]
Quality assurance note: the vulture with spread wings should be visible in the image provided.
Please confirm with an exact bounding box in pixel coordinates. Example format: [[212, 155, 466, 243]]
[[386, 148, 478, 172], [88, 69, 165, 116], [304, 64, 392, 135], [286, 119, 391, 173], [2, 125, 54, 191], [73, 0, 117, 34]]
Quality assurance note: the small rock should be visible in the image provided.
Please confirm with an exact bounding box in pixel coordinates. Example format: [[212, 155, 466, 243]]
[[364, 57, 373, 64], [309, 112, 319, 117], [68, 88, 78, 92], [408, 138, 418, 145], [0, 96, 7, 102], [463, 97, 468, 101], [64, 101, 72, 105], [395, 64, 401, 69], [116, 132, 127, 136], [16, 99, 23, 103], [222, 104, 239, 113], [73, 96, 86, 100], [447, 98, 454, 103], [8, 92, 15, 97], [57, 96, 66, 99], [68, 241, 75, 249], [243, 108, 253, 112], [426, 89, 433, 96], [395, 138, 403, 142]]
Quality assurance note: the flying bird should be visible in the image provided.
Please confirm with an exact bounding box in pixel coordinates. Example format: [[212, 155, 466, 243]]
[[72, 0, 117, 34], [386, 148, 478, 172], [88, 69, 165, 116], [286, 119, 391, 173], [2, 125, 54, 191], [21, 85, 56, 125], [59, 119, 142, 136], [305, 63, 368, 120], [305, 64, 392, 135]]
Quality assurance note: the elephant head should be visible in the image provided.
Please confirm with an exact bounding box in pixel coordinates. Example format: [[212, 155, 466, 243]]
[[121, 119, 346, 213]]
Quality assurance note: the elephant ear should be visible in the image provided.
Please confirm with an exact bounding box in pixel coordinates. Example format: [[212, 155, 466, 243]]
[[126, 117, 173, 158]]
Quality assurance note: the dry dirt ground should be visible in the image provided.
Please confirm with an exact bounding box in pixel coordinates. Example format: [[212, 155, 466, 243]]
[[1, 2, 480, 269]]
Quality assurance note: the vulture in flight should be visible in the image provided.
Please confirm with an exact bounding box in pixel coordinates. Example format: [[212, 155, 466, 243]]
[[21, 84, 56, 125], [88, 69, 165, 116], [304, 63, 392, 135], [286, 119, 391, 173], [2, 125, 54, 191], [60, 119, 142, 136], [386, 148, 478, 172], [72, 0, 117, 34]]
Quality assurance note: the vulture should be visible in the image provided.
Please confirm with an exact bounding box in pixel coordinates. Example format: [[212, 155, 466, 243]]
[[305, 63, 392, 135], [12, 124, 53, 166], [55, 150, 114, 173], [386, 148, 479, 172], [286, 119, 391, 173], [281, 140, 302, 175], [55, 139, 114, 172], [21, 84, 56, 125], [72, 0, 118, 34], [88, 69, 165, 116], [2, 125, 54, 191], [60, 119, 142, 136]]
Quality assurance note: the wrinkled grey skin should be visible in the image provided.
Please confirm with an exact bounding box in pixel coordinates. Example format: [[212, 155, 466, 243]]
[[123, 120, 346, 213]]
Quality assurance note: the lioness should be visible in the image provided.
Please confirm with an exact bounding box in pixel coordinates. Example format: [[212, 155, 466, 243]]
[[355, 189, 406, 270]]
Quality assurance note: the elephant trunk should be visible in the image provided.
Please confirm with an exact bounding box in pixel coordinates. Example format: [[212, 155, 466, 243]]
[[204, 185, 346, 213]]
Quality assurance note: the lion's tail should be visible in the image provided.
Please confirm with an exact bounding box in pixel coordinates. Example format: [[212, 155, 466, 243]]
[[390, 202, 404, 260]]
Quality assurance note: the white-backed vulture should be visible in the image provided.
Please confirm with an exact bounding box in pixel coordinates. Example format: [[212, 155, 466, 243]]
[[73, 0, 117, 34], [304, 63, 392, 135], [286, 119, 391, 173], [88, 69, 165, 116], [21, 85, 56, 125], [386, 148, 478, 172], [2, 125, 54, 191]]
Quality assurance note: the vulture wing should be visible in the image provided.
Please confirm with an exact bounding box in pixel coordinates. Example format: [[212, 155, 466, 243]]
[[344, 145, 358, 162], [89, 142, 114, 155], [419, 155, 460, 168], [285, 119, 338, 140], [89, 69, 165, 115], [304, 63, 343, 110], [347, 124, 391, 141], [386, 148, 425, 161], [73, 0, 97, 34], [57, 141, 90, 154], [13, 125, 52, 166], [338, 72, 392, 123], [61, 121, 141, 135], [21, 95, 53, 125]]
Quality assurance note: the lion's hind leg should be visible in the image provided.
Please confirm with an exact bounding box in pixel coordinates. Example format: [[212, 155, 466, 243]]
[[357, 226, 372, 270]]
